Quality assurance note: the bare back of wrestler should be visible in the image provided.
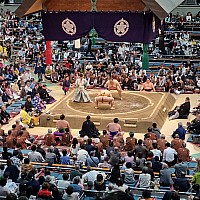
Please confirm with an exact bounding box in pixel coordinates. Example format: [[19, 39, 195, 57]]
[[105, 78, 122, 100], [95, 90, 115, 109]]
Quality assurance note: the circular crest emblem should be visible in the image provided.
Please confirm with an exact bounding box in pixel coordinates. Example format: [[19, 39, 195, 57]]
[[114, 18, 129, 37], [62, 18, 76, 36]]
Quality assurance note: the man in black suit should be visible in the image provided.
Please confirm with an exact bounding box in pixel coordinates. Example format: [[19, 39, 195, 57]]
[[85, 36, 94, 57]]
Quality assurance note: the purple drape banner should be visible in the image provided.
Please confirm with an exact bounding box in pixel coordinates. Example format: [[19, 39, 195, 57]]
[[42, 12, 93, 41], [42, 12, 161, 43], [94, 12, 144, 43]]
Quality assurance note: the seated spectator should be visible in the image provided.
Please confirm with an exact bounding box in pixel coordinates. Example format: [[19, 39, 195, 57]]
[[28, 145, 45, 163], [163, 142, 177, 167], [86, 151, 99, 167], [5, 131, 15, 149], [45, 65, 52, 80], [21, 158, 34, 175], [109, 147, 121, 166], [113, 177, 128, 193], [124, 151, 134, 164], [16, 131, 27, 149], [10, 150, 22, 170], [141, 190, 154, 200], [36, 143, 46, 159], [4, 159, 19, 183], [62, 75, 71, 95], [98, 156, 111, 169], [174, 158, 188, 177], [124, 132, 137, 151], [15, 119, 23, 132], [2, 146, 12, 160], [171, 134, 183, 152], [173, 172, 190, 192], [110, 164, 121, 183], [0, 177, 10, 197], [68, 177, 82, 193], [70, 138, 80, 156], [57, 173, 70, 190], [56, 114, 71, 134], [37, 182, 52, 199], [177, 142, 190, 162], [2, 90, 11, 106], [84, 138, 95, 154], [1, 105, 10, 122], [136, 152, 146, 169], [44, 128, 55, 146], [25, 82, 32, 96], [151, 143, 162, 160], [62, 128, 73, 146], [77, 144, 89, 164], [80, 115, 99, 138], [39, 84, 55, 104], [124, 162, 135, 184], [168, 97, 190, 120], [106, 141, 114, 157], [187, 113, 200, 134], [146, 161, 155, 181], [26, 172, 40, 196], [135, 139, 148, 158], [20, 105, 34, 128], [24, 96, 33, 113], [145, 127, 157, 141], [4, 173, 18, 194], [62, 186, 79, 200], [94, 174, 106, 191], [31, 92, 46, 113], [45, 147, 57, 165], [172, 122, 186, 140], [143, 134, 153, 150], [138, 167, 151, 188], [152, 123, 161, 139], [70, 166, 82, 181], [159, 163, 173, 187], [157, 134, 167, 153], [60, 149, 70, 165], [152, 156, 162, 172], [51, 69, 59, 83], [11, 124, 18, 139]]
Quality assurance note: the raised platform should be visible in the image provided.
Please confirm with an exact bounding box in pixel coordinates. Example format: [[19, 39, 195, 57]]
[[40, 90, 176, 133]]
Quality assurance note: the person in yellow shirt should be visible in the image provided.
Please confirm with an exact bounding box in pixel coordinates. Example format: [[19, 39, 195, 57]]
[[20, 104, 34, 128]]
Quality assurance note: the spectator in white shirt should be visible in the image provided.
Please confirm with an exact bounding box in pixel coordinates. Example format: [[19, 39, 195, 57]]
[[25, 81, 32, 96], [163, 142, 177, 167], [77, 145, 89, 163], [151, 143, 162, 161], [64, 49, 70, 60]]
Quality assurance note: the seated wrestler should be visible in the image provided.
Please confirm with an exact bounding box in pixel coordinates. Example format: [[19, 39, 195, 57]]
[[105, 75, 122, 100], [141, 79, 155, 92], [95, 90, 115, 109]]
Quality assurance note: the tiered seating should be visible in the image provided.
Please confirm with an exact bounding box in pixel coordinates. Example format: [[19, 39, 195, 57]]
[[6, 100, 26, 118]]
